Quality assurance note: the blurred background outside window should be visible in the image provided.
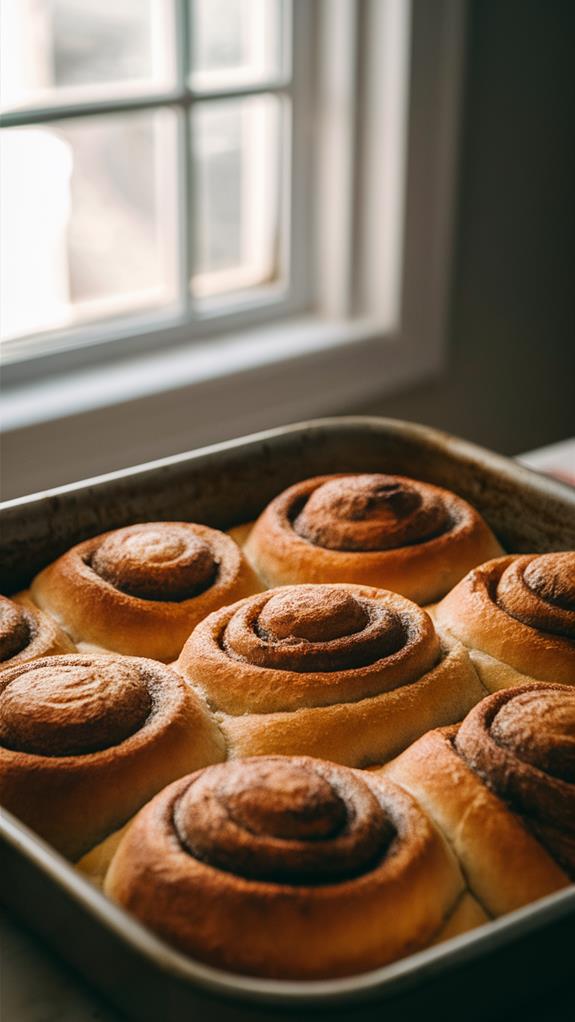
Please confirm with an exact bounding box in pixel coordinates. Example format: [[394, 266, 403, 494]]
[[1, 0, 289, 348]]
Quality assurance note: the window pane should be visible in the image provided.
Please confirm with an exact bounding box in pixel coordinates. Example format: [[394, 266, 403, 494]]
[[190, 0, 284, 91], [1, 111, 178, 342], [191, 95, 283, 299], [0, 0, 173, 109]]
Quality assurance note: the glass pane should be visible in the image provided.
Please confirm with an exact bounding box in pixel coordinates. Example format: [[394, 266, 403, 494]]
[[1, 111, 178, 342], [0, 0, 173, 109], [190, 0, 284, 91], [191, 95, 283, 299]]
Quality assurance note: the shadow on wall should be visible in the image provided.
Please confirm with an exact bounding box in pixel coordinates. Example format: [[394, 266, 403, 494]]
[[361, 0, 575, 455]]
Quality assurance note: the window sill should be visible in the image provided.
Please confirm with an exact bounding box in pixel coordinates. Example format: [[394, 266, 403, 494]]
[[2, 314, 440, 434], [0, 316, 443, 499]]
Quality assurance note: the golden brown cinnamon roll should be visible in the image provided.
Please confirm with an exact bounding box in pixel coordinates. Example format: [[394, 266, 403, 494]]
[[0, 654, 225, 859], [237, 473, 502, 604], [433, 553, 575, 688], [105, 756, 483, 979], [0, 594, 75, 669], [176, 583, 484, 766], [28, 522, 261, 661], [380, 684, 573, 917]]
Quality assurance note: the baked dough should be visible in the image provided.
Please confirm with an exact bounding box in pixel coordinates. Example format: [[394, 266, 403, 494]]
[[378, 683, 573, 916], [433, 553, 575, 688], [176, 583, 485, 766], [28, 522, 262, 661], [0, 653, 225, 858], [238, 473, 502, 604], [105, 756, 483, 978], [0, 594, 75, 668]]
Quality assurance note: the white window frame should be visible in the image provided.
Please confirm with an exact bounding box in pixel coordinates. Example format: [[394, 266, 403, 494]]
[[1, 0, 313, 367], [1, 0, 466, 498]]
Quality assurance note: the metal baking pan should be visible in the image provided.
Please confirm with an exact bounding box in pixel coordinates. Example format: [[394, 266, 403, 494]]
[[1, 416, 574, 1021]]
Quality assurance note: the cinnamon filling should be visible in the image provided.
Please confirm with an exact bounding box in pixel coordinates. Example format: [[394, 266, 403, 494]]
[[222, 586, 408, 673], [0, 657, 152, 756], [496, 553, 575, 638], [91, 523, 218, 601], [0, 597, 31, 661], [490, 690, 575, 783], [525, 553, 575, 611], [292, 474, 450, 551], [258, 587, 369, 642], [174, 758, 394, 884], [456, 685, 575, 876]]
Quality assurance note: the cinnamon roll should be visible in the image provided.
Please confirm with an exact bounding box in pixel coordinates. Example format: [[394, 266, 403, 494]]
[[176, 583, 484, 766], [28, 522, 261, 661], [0, 654, 225, 859], [105, 756, 484, 979], [433, 552, 575, 688], [237, 473, 502, 604], [381, 684, 573, 917], [0, 594, 75, 669]]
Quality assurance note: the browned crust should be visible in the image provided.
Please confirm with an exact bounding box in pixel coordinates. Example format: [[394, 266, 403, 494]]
[[435, 555, 575, 686], [105, 762, 465, 979], [242, 474, 502, 604], [217, 638, 485, 766], [454, 683, 575, 876], [0, 655, 226, 859], [176, 584, 485, 766], [29, 523, 262, 662], [0, 597, 76, 669], [380, 725, 569, 916], [178, 585, 443, 714]]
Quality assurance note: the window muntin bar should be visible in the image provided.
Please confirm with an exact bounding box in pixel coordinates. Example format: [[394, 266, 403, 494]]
[[190, 0, 285, 92], [0, 0, 312, 357], [191, 93, 284, 298], [0, 0, 176, 112]]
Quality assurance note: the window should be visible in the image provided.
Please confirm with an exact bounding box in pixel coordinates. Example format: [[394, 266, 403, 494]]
[[1, 1, 465, 498], [1, 0, 311, 358]]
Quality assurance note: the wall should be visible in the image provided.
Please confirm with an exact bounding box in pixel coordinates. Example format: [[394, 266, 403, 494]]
[[359, 0, 575, 455]]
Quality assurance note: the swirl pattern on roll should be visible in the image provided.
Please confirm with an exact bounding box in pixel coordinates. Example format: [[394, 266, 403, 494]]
[[0, 598, 29, 662], [0, 656, 154, 756], [293, 475, 449, 551], [177, 583, 484, 765], [242, 473, 502, 603], [225, 586, 410, 673], [90, 524, 218, 600], [0, 654, 225, 858], [455, 684, 575, 876], [0, 594, 75, 669], [496, 553, 575, 638], [105, 756, 465, 978], [181, 584, 440, 715], [175, 758, 393, 883], [381, 684, 572, 917], [435, 553, 575, 687], [29, 522, 261, 661]]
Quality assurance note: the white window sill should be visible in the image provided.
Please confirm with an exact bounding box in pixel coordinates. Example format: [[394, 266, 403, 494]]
[[1, 314, 439, 435], [0, 316, 445, 500]]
